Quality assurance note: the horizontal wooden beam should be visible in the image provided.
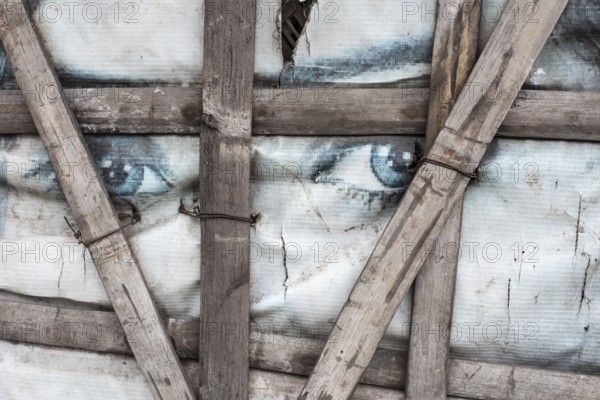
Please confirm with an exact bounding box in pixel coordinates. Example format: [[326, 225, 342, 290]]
[[0, 87, 598, 141], [1, 300, 599, 399]]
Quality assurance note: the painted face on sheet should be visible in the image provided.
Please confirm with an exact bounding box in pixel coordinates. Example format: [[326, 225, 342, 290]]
[[1, 0, 597, 89], [0, 135, 420, 338], [479, 0, 600, 91], [0, 135, 200, 318], [250, 137, 419, 339]]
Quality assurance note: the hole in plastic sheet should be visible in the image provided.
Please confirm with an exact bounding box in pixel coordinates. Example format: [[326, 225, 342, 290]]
[[281, 0, 317, 63]]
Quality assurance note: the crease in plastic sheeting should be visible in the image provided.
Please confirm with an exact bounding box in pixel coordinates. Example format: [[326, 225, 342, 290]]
[[304, 20, 312, 58], [281, 229, 290, 301]]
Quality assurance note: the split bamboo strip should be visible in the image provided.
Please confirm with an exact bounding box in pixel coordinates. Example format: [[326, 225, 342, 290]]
[[406, 1, 480, 398]]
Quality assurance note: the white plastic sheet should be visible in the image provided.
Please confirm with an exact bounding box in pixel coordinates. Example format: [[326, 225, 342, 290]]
[[1, 136, 600, 375]]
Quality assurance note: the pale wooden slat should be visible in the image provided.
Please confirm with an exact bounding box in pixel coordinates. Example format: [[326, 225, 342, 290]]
[[0, 3, 195, 400], [0, 87, 599, 141], [198, 0, 257, 398], [446, 360, 600, 400], [298, 1, 571, 399], [248, 370, 409, 400], [2, 300, 600, 399], [406, 1, 481, 398]]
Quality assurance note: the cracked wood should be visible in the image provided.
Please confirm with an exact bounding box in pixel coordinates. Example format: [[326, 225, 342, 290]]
[[0, 1, 195, 399], [297, 1, 571, 399], [198, 0, 256, 398], [406, 1, 480, 399]]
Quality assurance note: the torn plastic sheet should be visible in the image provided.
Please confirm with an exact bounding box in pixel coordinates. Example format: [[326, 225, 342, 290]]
[[1, 135, 600, 375], [286, 0, 436, 85]]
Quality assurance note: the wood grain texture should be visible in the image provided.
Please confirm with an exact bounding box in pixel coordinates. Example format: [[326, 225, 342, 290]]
[[199, 0, 256, 398], [0, 87, 598, 140], [0, 2, 195, 399], [247, 370, 425, 400], [2, 300, 600, 400], [298, 1, 570, 399], [406, 1, 480, 398], [424, 0, 481, 152]]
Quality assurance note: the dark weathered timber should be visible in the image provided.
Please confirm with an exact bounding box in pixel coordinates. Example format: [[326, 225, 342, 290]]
[[0, 2, 195, 399], [198, 0, 256, 398], [297, 1, 571, 399], [0, 87, 598, 140], [2, 300, 600, 400], [406, 1, 480, 399]]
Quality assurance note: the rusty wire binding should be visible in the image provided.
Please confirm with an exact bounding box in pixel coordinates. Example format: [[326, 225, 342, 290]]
[[178, 199, 258, 226], [64, 204, 141, 247]]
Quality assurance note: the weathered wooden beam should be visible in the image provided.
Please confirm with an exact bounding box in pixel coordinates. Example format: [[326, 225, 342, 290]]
[[406, 1, 480, 399], [0, 299, 407, 388], [248, 370, 411, 400], [198, 0, 256, 398], [2, 300, 600, 400], [0, 87, 599, 141], [297, 1, 571, 399], [0, 3, 196, 400]]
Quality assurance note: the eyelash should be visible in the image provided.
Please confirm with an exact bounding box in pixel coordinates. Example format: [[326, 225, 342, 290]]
[[309, 143, 416, 212], [338, 186, 404, 212]]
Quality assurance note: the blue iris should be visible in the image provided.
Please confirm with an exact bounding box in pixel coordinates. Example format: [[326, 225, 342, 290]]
[[370, 145, 413, 188], [97, 156, 145, 196]]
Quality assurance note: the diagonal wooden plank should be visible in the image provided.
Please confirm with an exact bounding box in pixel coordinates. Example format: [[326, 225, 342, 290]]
[[297, 1, 571, 399], [198, 0, 256, 399], [0, 2, 196, 400], [405, 1, 480, 399]]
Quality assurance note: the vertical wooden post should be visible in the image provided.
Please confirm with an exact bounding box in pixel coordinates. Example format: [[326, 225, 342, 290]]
[[405, 1, 481, 399], [0, 2, 195, 399], [199, 0, 256, 399]]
